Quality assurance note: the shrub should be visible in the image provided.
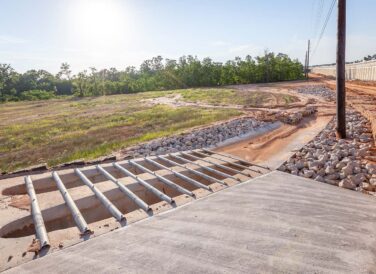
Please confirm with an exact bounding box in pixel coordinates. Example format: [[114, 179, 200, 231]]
[[19, 90, 56, 101]]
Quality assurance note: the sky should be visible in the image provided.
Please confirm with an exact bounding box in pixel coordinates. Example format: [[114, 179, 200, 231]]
[[0, 0, 375, 73]]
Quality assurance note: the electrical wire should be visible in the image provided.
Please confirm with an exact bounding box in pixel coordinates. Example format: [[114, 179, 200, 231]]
[[311, 0, 337, 58], [313, 0, 324, 39]]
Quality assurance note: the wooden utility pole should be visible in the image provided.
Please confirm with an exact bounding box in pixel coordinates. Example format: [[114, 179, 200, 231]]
[[337, 0, 346, 138], [304, 51, 308, 79]]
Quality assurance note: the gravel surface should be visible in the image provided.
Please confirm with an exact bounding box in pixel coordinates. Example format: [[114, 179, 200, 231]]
[[276, 106, 317, 124], [124, 118, 271, 158], [279, 109, 376, 195], [296, 85, 335, 101]]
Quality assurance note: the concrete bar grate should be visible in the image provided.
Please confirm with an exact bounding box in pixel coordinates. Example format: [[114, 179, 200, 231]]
[[19, 150, 269, 251]]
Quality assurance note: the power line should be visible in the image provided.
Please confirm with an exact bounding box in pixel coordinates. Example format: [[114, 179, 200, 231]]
[[311, 0, 337, 58], [313, 0, 324, 39]]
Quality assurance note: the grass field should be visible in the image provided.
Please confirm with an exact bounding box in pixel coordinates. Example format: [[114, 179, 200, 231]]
[[0, 87, 298, 173], [179, 88, 299, 106]]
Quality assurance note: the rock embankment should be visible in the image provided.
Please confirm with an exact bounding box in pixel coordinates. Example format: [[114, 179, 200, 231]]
[[279, 109, 376, 195], [348, 92, 376, 146], [296, 85, 335, 101], [276, 106, 317, 124], [124, 118, 271, 158]]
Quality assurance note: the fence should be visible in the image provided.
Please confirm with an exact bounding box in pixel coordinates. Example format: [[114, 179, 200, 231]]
[[311, 60, 376, 81]]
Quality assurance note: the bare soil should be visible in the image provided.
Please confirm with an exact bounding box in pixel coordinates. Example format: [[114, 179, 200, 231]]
[[216, 113, 334, 169]]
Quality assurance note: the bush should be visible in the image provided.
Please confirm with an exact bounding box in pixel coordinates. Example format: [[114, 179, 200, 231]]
[[19, 90, 56, 101]]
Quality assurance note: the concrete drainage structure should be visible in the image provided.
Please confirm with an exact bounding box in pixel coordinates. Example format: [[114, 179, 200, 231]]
[[0, 149, 269, 271]]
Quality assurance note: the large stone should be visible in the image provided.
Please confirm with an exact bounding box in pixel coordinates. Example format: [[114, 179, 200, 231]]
[[356, 147, 369, 157], [360, 182, 374, 191], [324, 179, 338, 185], [325, 173, 339, 180], [349, 173, 366, 185], [314, 175, 325, 183], [353, 166, 362, 174], [339, 179, 357, 190], [336, 162, 347, 170], [303, 170, 315, 178], [342, 162, 354, 176], [295, 161, 305, 170], [325, 166, 336, 175]]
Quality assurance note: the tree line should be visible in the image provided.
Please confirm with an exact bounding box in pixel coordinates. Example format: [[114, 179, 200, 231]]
[[362, 54, 376, 62], [0, 51, 304, 102]]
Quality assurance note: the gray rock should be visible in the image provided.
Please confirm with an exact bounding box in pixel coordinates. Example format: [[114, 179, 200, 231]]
[[339, 179, 357, 190], [349, 173, 366, 185], [317, 168, 326, 176], [324, 179, 338, 185], [314, 175, 325, 183], [336, 162, 347, 169], [325, 173, 339, 180], [366, 163, 376, 170], [295, 161, 305, 170], [342, 162, 354, 176], [325, 166, 336, 175], [303, 170, 315, 178]]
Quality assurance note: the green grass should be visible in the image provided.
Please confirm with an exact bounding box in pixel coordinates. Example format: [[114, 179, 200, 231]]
[[0, 98, 240, 172], [0, 87, 298, 173], [178, 88, 299, 106]]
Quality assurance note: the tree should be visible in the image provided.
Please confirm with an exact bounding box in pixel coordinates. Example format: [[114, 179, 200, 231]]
[[73, 70, 89, 97], [16, 69, 56, 93], [57, 62, 72, 80], [0, 64, 19, 101]]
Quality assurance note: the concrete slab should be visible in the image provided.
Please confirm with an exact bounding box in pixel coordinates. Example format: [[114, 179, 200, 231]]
[[4, 171, 376, 273]]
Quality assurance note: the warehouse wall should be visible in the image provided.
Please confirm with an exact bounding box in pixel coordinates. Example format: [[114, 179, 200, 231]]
[[311, 60, 376, 81]]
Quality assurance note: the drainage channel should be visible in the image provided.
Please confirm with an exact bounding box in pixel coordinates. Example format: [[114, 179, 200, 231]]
[[0, 150, 268, 252]]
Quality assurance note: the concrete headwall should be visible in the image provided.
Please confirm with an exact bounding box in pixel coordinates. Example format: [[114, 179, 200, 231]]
[[311, 60, 376, 81]]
